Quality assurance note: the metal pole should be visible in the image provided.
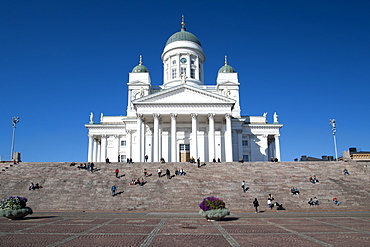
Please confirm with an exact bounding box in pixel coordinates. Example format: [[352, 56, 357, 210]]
[[11, 127, 16, 159], [333, 133, 338, 161], [10, 117, 20, 160], [329, 119, 338, 161]]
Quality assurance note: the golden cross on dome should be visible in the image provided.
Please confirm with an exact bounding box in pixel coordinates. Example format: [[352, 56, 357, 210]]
[[139, 55, 142, 65], [181, 15, 186, 30]]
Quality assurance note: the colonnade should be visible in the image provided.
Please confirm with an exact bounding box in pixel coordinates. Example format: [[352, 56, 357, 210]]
[[135, 113, 233, 163], [87, 114, 281, 163]]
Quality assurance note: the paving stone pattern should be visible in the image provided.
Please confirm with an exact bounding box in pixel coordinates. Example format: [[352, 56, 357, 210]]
[[0, 211, 369, 246]]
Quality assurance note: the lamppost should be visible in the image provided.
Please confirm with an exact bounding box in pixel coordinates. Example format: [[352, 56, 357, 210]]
[[329, 119, 338, 161], [10, 116, 20, 160]]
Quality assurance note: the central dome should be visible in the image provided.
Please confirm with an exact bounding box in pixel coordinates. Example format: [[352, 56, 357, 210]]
[[165, 25, 201, 46]]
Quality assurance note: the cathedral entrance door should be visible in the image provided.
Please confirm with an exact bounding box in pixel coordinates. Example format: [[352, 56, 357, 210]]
[[179, 144, 190, 162]]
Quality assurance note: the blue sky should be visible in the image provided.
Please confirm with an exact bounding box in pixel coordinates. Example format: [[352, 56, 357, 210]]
[[1, 1, 369, 162]]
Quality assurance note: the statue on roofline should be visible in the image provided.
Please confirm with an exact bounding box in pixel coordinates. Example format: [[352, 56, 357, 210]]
[[273, 112, 279, 123], [89, 112, 94, 124]]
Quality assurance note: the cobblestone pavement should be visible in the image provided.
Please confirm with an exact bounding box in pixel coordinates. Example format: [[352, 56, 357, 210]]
[[0, 211, 369, 246]]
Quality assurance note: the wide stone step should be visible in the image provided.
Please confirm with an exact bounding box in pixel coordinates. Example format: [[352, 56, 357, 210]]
[[0, 161, 369, 211]]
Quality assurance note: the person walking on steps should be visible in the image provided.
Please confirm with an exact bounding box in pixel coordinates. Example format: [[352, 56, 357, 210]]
[[242, 180, 247, 192], [111, 185, 117, 196], [253, 198, 259, 213]]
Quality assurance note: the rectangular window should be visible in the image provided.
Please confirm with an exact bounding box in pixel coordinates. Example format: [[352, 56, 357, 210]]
[[172, 69, 177, 79], [180, 67, 186, 76], [242, 140, 248, 146], [179, 144, 190, 151], [243, 155, 249, 162], [172, 60, 176, 65], [190, 68, 195, 79], [120, 155, 126, 161], [121, 140, 126, 146]]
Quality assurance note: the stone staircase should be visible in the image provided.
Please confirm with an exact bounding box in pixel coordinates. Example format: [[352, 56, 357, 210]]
[[0, 161, 369, 212]]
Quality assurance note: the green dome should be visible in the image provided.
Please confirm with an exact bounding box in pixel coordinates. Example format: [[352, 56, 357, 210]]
[[166, 27, 201, 46], [218, 64, 235, 73], [132, 64, 149, 73]]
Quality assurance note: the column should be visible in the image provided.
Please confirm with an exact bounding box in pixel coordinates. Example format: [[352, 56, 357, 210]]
[[170, 113, 177, 162], [208, 113, 215, 161], [275, 134, 281, 161], [100, 135, 107, 162], [88, 134, 93, 162], [237, 129, 243, 161], [153, 113, 160, 162], [250, 136, 256, 161], [97, 140, 101, 162], [126, 130, 132, 161], [93, 138, 98, 162], [141, 118, 145, 161], [159, 127, 162, 161], [187, 54, 191, 78], [191, 113, 198, 159], [225, 113, 233, 162], [136, 113, 143, 162], [117, 135, 121, 162]]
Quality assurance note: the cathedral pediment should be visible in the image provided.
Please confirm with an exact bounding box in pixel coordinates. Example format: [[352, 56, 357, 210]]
[[133, 84, 235, 105]]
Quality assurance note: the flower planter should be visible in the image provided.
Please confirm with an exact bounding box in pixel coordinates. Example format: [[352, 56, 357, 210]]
[[199, 208, 230, 221], [0, 207, 33, 220]]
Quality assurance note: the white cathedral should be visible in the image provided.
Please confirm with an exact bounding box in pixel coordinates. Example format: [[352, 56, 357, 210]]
[[85, 18, 283, 163]]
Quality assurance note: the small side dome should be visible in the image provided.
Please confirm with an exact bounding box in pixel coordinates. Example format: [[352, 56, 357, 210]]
[[132, 64, 149, 73], [218, 56, 235, 73], [132, 55, 149, 73], [218, 64, 235, 73]]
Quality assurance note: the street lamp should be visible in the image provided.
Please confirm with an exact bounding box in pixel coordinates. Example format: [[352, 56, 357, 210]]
[[10, 116, 20, 160], [329, 119, 338, 161]]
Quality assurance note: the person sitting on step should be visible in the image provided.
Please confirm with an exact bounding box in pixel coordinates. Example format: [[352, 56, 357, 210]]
[[274, 202, 285, 210], [313, 197, 319, 206], [29, 182, 35, 190], [343, 169, 350, 175], [291, 187, 300, 195], [308, 198, 314, 206], [267, 199, 274, 209], [139, 178, 146, 186], [34, 183, 42, 189], [309, 175, 319, 184], [333, 197, 340, 206]]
